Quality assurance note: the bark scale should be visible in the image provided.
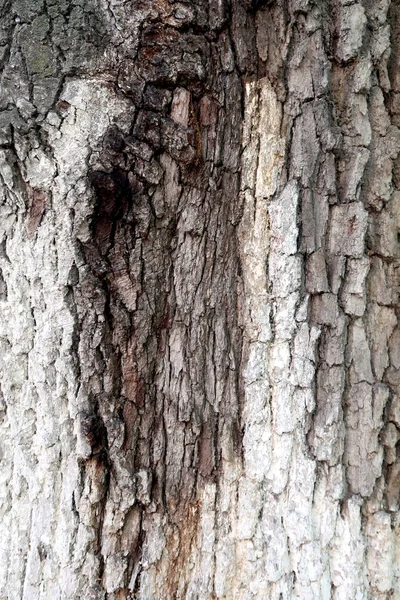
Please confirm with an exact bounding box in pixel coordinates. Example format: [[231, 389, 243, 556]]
[[0, 0, 400, 599]]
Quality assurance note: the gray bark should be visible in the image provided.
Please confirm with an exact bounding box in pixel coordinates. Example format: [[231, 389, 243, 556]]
[[1, 0, 400, 598]]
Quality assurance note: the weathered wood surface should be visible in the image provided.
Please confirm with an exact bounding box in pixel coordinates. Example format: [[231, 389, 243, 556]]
[[1, 0, 400, 598]]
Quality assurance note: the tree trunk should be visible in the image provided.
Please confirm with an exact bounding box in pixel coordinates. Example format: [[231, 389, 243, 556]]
[[1, 0, 400, 598]]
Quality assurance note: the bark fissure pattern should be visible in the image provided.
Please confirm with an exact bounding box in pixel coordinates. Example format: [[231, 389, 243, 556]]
[[1, 0, 400, 599]]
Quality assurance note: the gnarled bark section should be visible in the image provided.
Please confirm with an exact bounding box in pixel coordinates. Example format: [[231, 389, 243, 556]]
[[1, 0, 400, 599]]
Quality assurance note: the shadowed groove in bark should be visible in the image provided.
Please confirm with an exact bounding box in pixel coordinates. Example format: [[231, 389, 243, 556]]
[[70, 2, 248, 595]]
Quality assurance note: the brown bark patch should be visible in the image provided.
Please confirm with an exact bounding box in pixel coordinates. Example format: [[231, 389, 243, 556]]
[[115, 588, 130, 600], [198, 424, 216, 478], [164, 499, 201, 598], [26, 186, 47, 239], [122, 400, 138, 452], [199, 95, 219, 127]]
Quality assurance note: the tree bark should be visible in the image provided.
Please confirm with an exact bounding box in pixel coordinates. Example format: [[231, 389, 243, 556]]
[[1, 0, 400, 598]]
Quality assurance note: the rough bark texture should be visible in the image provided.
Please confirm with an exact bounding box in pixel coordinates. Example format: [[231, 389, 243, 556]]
[[1, 0, 400, 598]]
